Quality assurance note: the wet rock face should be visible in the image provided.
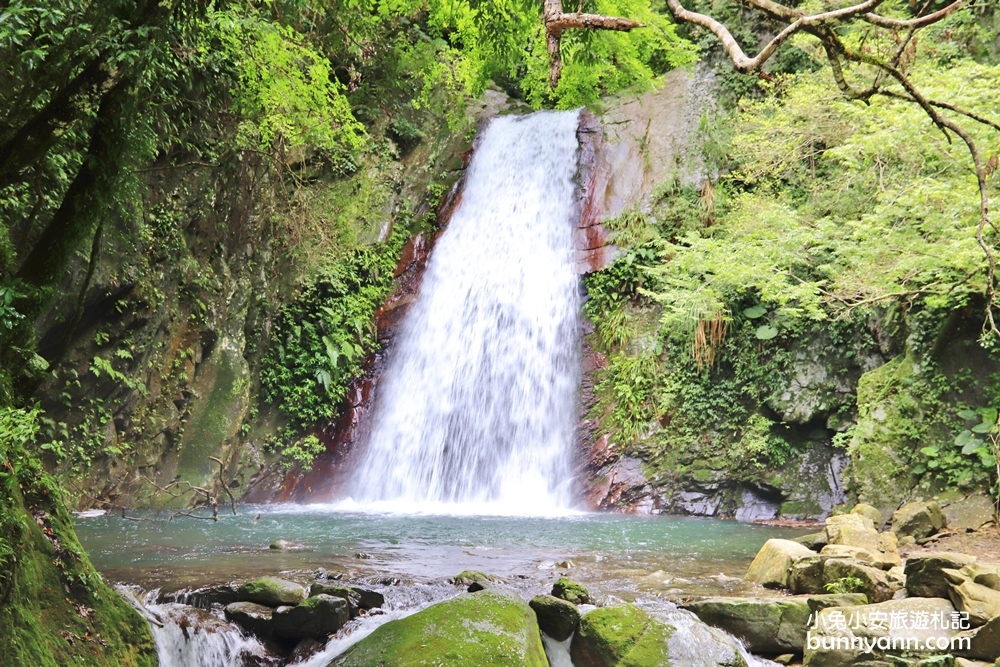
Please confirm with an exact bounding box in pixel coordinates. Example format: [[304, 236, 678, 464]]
[[571, 604, 673, 667], [236, 577, 307, 607], [223, 601, 274, 638], [309, 583, 384, 618], [271, 594, 349, 640]]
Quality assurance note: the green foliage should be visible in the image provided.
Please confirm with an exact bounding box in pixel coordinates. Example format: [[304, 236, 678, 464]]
[[405, 0, 696, 108], [648, 59, 999, 337], [262, 228, 405, 431], [201, 7, 366, 153], [275, 434, 326, 470], [824, 576, 865, 595], [919, 406, 1000, 506]]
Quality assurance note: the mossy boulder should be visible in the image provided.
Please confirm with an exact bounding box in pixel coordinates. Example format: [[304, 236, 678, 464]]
[[905, 553, 978, 598], [824, 514, 886, 557], [529, 594, 580, 641], [309, 583, 384, 618], [330, 589, 547, 666], [552, 578, 592, 605], [891, 501, 946, 540], [272, 594, 349, 640], [745, 539, 815, 589], [570, 604, 672, 667], [0, 465, 156, 667], [237, 577, 306, 606], [452, 570, 498, 591], [683, 594, 867, 655]]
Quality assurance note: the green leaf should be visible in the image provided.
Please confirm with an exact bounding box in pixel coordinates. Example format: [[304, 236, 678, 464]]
[[743, 305, 767, 319], [958, 409, 979, 420], [962, 440, 984, 455], [979, 407, 998, 426], [955, 430, 978, 448], [920, 445, 940, 457], [972, 422, 992, 434], [755, 325, 778, 340]]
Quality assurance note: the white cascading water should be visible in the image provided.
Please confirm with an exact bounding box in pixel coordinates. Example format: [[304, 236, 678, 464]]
[[145, 602, 269, 667], [345, 110, 583, 515]]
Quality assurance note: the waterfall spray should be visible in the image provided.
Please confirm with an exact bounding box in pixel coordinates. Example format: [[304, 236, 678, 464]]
[[346, 110, 583, 515]]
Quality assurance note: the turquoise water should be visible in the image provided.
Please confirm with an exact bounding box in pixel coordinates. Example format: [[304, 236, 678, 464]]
[[76, 505, 809, 598]]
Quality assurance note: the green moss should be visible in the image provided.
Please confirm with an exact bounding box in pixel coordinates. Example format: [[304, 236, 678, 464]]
[[237, 576, 306, 606], [333, 590, 548, 667], [175, 339, 250, 486], [571, 604, 672, 667], [552, 577, 591, 605], [779, 500, 822, 517], [0, 457, 155, 667]]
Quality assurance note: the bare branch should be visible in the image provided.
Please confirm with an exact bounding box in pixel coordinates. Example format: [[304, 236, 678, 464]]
[[664, 0, 883, 73], [863, 0, 967, 29], [546, 13, 643, 32]]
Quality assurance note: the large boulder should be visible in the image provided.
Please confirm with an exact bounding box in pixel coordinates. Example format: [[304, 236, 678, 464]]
[[943, 495, 996, 533], [945, 570, 1000, 627], [272, 594, 349, 640], [966, 563, 1000, 591], [790, 556, 827, 595], [822, 558, 896, 603], [331, 589, 548, 667], [660, 610, 750, 667], [682, 594, 866, 654], [529, 594, 580, 642], [804, 597, 959, 667], [892, 501, 946, 540], [571, 604, 672, 667], [309, 583, 384, 618], [224, 601, 274, 638], [572, 604, 749, 667], [824, 514, 899, 568], [552, 578, 591, 605], [850, 504, 884, 528], [793, 532, 829, 551], [958, 614, 1000, 661], [745, 539, 816, 589], [237, 577, 307, 607], [905, 553, 978, 598]]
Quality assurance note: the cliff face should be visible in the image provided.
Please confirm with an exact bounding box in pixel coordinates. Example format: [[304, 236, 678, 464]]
[[29, 89, 522, 510], [573, 68, 1000, 522]]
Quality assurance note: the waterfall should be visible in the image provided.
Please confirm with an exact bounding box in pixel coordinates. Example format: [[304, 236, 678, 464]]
[[346, 110, 583, 515], [147, 603, 269, 667]]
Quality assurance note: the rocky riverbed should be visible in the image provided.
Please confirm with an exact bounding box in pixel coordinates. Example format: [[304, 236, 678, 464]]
[[102, 498, 1000, 666]]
